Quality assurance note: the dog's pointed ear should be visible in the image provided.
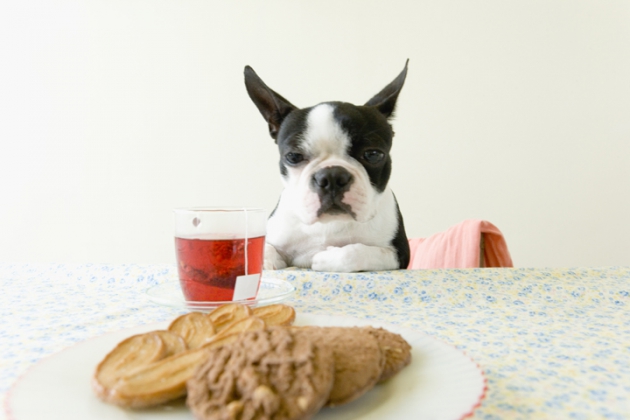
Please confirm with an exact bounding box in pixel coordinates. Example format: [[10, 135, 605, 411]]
[[364, 59, 409, 119], [244, 66, 298, 141]]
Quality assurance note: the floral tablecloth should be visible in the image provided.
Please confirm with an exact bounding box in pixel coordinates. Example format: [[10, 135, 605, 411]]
[[1, 263, 629, 419]]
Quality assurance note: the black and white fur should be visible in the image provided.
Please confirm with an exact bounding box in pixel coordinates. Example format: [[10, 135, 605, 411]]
[[244, 62, 410, 272]]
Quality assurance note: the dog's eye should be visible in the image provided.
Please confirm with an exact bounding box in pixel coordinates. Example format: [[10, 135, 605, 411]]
[[285, 152, 304, 165], [363, 150, 385, 164]]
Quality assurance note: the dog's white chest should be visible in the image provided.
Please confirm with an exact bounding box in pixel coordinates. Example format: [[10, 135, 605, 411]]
[[267, 188, 399, 268]]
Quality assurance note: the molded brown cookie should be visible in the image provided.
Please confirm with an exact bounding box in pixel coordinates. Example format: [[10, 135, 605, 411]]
[[366, 327, 412, 383], [294, 326, 384, 407], [187, 327, 335, 420]]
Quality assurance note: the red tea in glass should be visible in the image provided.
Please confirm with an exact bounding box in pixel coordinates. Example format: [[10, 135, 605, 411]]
[[173, 208, 267, 302], [175, 235, 265, 301]]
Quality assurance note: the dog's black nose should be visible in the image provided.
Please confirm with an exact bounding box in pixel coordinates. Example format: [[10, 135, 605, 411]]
[[312, 166, 353, 191]]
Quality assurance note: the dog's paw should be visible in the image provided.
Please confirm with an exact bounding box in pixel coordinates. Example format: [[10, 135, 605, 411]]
[[264, 244, 288, 270], [311, 245, 362, 272], [312, 244, 399, 272]]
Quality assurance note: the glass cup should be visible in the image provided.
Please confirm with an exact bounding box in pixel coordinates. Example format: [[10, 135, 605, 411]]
[[173, 208, 267, 302]]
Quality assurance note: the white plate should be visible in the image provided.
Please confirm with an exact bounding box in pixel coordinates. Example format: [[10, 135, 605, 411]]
[[144, 277, 295, 311], [5, 314, 486, 420]]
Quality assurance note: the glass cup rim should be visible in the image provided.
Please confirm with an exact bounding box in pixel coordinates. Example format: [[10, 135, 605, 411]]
[[173, 207, 266, 214]]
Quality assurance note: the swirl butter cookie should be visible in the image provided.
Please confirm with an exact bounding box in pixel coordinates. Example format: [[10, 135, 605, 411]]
[[186, 327, 334, 420]]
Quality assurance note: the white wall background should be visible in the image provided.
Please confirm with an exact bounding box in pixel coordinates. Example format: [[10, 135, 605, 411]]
[[1, 0, 629, 267]]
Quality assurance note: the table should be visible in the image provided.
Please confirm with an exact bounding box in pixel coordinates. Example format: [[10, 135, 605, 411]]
[[1, 263, 629, 419]]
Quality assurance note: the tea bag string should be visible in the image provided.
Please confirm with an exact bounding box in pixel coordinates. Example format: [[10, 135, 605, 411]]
[[244, 207, 249, 276]]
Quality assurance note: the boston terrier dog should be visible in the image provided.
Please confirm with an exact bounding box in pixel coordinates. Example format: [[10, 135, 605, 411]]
[[244, 61, 410, 272]]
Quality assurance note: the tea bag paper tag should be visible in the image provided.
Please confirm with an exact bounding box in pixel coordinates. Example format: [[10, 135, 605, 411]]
[[233, 274, 261, 301]]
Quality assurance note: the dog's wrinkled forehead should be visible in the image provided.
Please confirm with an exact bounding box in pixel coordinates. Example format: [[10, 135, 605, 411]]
[[277, 102, 393, 157], [303, 104, 350, 156]]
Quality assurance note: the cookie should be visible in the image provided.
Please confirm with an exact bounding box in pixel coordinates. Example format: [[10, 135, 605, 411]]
[[208, 303, 253, 332], [168, 312, 216, 349], [108, 317, 268, 408], [294, 326, 385, 407], [252, 304, 296, 327], [92, 330, 187, 406], [365, 327, 412, 383], [187, 327, 334, 420]]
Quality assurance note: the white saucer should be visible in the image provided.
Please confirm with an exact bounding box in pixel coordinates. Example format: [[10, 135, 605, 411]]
[[144, 277, 295, 311]]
